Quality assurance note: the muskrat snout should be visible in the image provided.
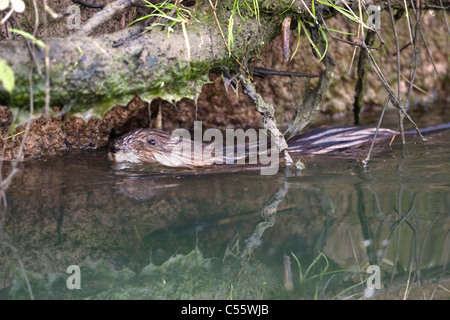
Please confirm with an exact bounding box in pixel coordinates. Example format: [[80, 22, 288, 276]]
[[107, 128, 170, 165], [109, 143, 119, 154]]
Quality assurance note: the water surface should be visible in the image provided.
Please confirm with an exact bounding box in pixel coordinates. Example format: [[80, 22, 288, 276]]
[[0, 127, 449, 300]]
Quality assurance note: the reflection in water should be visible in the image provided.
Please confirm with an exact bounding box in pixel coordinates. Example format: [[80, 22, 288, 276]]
[[0, 131, 449, 299]]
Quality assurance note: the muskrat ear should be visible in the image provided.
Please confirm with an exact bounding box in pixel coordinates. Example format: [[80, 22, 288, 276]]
[[148, 139, 156, 145]]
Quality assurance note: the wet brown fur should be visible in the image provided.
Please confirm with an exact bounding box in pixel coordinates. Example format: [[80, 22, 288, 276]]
[[109, 124, 450, 166], [109, 128, 199, 166]]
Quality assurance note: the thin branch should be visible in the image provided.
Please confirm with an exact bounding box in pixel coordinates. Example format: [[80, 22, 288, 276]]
[[426, 4, 450, 9], [438, 0, 450, 33], [395, 41, 412, 54], [352, 29, 375, 125], [75, 0, 141, 36], [207, 0, 244, 69], [298, 0, 316, 21], [44, 46, 50, 115], [386, 0, 406, 143], [208, 0, 231, 56], [364, 47, 426, 142], [44, 0, 62, 19], [387, 0, 401, 100], [362, 97, 390, 166], [11, 15, 43, 77], [320, 16, 380, 50], [2, 10, 9, 38], [31, 0, 39, 38], [71, 0, 105, 9], [418, 17, 439, 75], [401, 0, 423, 144], [17, 68, 35, 160], [252, 67, 319, 78], [0, 68, 35, 190], [404, 0, 415, 43]]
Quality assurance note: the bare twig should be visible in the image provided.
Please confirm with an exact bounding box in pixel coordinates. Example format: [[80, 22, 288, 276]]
[[438, 0, 450, 33], [387, 0, 402, 101], [387, 0, 406, 143], [31, 0, 39, 38], [362, 97, 390, 166], [71, 0, 105, 9], [298, 0, 316, 21], [44, 0, 61, 19], [207, 0, 245, 69], [2, 10, 9, 38], [44, 46, 50, 115], [404, 0, 415, 43], [347, 230, 366, 296], [75, 0, 141, 36], [10, 14, 44, 78], [0, 68, 35, 196], [353, 29, 375, 125], [419, 27, 438, 74], [364, 48, 426, 142], [426, 4, 450, 9], [208, 0, 231, 57], [400, 0, 424, 144], [17, 69, 35, 160], [320, 16, 380, 50]]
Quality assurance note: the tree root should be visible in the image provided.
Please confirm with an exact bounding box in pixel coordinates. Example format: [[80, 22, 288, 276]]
[[240, 75, 298, 170], [353, 30, 376, 125], [284, 28, 336, 139]]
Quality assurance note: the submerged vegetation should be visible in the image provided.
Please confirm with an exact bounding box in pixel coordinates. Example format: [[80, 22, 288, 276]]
[[1, 249, 362, 299], [2, 149, 449, 300]]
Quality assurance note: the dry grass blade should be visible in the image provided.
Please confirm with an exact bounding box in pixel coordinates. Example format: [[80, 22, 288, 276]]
[[298, 0, 316, 21], [403, 0, 414, 43]]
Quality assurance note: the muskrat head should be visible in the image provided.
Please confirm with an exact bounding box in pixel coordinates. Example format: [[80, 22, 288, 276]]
[[108, 128, 173, 164], [108, 128, 194, 167]]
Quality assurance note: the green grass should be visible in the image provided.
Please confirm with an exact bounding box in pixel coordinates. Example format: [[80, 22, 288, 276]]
[[127, 1, 363, 65], [128, 0, 193, 60], [291, 251, 360, 299]]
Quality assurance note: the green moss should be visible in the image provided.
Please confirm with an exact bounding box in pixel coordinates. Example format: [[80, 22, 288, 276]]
[[72, 59, 213, 118], [0, 0, 288, 123]]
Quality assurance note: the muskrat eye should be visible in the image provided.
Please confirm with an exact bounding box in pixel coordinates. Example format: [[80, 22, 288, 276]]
[[148, 139, 156, 145]]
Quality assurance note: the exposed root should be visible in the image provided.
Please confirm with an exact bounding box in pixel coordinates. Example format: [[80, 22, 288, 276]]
[[240, 76, 296, 169]]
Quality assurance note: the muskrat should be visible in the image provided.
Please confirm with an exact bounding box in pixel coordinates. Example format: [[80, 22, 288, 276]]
[[108, 123, 450, 167]]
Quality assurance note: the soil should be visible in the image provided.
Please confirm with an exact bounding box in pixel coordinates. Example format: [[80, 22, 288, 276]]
[[0, 1, 448, 160]]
